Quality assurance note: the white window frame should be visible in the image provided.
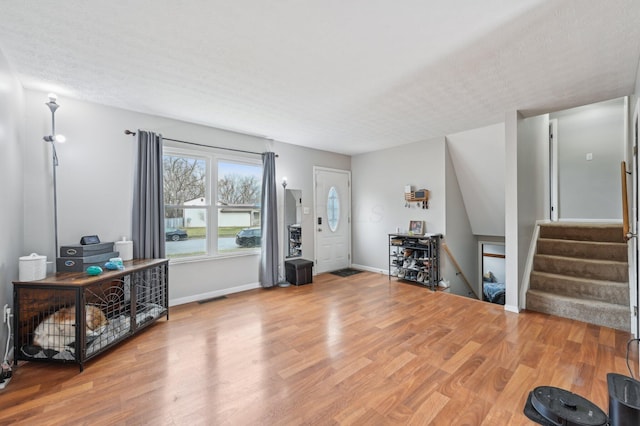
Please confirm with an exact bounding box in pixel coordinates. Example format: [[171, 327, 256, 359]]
[[163, 145, 262, 262]]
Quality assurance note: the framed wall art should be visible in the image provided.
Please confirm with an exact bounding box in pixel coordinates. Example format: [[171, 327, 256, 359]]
[[409, 220, 424, 235]]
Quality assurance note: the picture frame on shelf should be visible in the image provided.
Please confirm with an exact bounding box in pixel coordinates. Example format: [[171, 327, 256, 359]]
[[409, 220, 424, 235]]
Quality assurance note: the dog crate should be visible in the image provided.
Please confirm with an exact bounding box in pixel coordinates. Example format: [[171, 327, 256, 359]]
[[13, 258, 169, 371]]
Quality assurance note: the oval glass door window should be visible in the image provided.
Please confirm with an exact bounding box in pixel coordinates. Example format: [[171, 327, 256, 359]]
[[327, 186, 339, 232]]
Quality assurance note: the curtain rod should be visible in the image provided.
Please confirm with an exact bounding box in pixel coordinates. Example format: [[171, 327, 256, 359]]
[[124, 130, 277, 157]]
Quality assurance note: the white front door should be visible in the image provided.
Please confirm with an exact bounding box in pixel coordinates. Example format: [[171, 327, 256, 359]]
[[314, 167, 351, 274]]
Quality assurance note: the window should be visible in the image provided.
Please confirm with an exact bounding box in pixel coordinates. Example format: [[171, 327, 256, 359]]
[[163, 147, 262, 259], [217, 160, 262, 253], [327, 186, 339, 232]]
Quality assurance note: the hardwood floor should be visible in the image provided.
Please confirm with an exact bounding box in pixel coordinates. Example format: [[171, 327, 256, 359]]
[[0, 271, 637, 425]]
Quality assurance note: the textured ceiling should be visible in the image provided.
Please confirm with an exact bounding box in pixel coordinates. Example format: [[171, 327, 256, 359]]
[[0, 0, 639, 155]]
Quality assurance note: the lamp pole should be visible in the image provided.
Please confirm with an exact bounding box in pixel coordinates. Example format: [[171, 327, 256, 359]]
[[44, 94, 62, 267]]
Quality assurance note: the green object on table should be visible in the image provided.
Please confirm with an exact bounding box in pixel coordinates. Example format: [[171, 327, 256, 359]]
[[86, 265, 103, 276]]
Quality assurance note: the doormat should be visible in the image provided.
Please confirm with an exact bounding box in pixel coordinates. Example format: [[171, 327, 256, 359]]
[[330, 268, 363, 277]]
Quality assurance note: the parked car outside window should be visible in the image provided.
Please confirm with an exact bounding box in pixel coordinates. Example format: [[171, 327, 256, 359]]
[[235, 227, 261, 247], [165, 228, 188, 241]]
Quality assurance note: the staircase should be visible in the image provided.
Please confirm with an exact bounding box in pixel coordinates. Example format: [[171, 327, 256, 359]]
[[526, 223, 630, 331]]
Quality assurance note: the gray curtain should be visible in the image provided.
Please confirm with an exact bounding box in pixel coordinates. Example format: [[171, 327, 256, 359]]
[[132, 130, 165, 259], [259, 152, 279, 287]]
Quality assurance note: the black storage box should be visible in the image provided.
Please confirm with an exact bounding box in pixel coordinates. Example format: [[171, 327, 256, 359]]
[[285, 259, 313, 286], [56, 251, 119, 272], [60, 242, 115, 257]]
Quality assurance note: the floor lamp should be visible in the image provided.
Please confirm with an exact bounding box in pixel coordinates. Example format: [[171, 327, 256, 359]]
[[43, 94, 65, 269]]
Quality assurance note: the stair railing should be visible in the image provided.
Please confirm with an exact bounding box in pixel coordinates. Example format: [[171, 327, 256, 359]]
[[441, 242, 479, 299], [621, 161, 635, 241]]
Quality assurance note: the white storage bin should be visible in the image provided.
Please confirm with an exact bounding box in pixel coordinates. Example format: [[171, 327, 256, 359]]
[[19, 253, 47, 281]]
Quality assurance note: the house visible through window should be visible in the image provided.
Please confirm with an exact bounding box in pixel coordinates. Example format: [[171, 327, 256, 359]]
[[217, 160, 262, 253], [163, 147, 262, 259]]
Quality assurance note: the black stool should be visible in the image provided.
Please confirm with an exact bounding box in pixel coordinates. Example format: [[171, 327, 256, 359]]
[[285, 259, 313, 285]]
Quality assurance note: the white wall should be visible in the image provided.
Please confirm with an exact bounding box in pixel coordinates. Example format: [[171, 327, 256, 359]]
[[446, 123, 506, 236], [505, 111, 519, 312], [0, 47, 25, 360], [351, 137, 446, 273], [351, 135, 482, 299], [284, 189, 301, 227], [272, 141, 350, 266], [505, 112, 548, 311], [22, 90, 349, 304], [443, 144, 477, 298], [552, 98, 625, 221]]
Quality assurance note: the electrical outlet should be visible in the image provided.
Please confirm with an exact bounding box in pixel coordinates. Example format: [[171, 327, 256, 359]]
[[3, 304, 8, 323]]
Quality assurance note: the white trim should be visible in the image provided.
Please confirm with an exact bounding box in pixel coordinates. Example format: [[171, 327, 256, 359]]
[[313, 166, 352, 274], [477, 241, 484, 300], [168, 250, 260, 265], [351, 263, 386, 275], [519, 223, 541, 310], [632, 96, 639, 338], [504, 304, 520, 313], [163, 146, 263, 261], [169, 282, 260, 306], [557, 218, 623, 223]]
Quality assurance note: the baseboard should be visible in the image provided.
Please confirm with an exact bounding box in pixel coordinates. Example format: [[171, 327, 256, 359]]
[[1, 346, 14, 366], [504, 304, 520, 313], [1, 340, 13, 366], [350, 264, 387, 275], [169, 282, 261, 307]]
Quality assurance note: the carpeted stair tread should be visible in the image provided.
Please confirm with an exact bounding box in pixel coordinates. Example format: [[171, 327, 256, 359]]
[[533, 254, 628, 282], [526, 289, 629, 331], [529, 271, 629, 305], [527, 222, 630, 331], [539, 223, 624, 243], [536, 238, 627, 262]]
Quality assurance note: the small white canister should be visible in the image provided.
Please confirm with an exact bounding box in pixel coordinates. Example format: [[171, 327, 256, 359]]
[[19, 253, 47, 281], [114, 237, 133, 261]]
